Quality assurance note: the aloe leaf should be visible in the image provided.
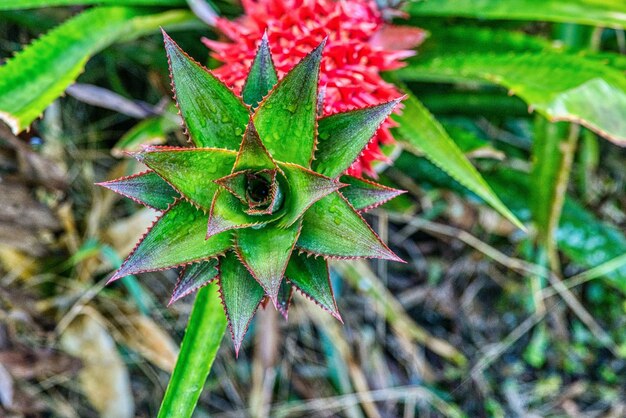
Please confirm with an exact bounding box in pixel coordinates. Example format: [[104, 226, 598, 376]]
[[252, 40, 324, 166], [313, 99, 401, 178], [163, 31, 249, 149], [340, 176, 405, 212], [134, 146, 236, 211], [219, 252, 265, 353], [242, 33, 278, 109], [276, 163, 343, 228], [406, 0, 626, 29], [286, 253, 340, 320], [394, 92, 525, 230], [97, 170, 179, 211], [233, 121, 276, 171], [169, 259, 220, 305], [396, 38, 626, 145], [276, 281, 293, 320], [234, 220, 301, 303], [213, 171, 250, 203], [0, 7, 196, 134], [110, 200, 231, 281], [206, 190, 275, 238], [297, 192, 401, 261], [0, 0, 185, 9], [157, 283, 226, 418]]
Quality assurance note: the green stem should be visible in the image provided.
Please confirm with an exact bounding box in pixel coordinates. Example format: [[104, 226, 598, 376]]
[[157, 283, 227, 418]]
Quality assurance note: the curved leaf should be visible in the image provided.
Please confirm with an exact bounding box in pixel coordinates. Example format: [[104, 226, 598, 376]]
[[0, 7, 196, 134], [394, 92, 524, 230], [396, 32, 626, 144], [406, 0, 626, 29]]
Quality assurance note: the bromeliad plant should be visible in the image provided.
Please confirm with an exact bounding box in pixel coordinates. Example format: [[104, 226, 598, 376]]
[[99, 30, 405, 352]]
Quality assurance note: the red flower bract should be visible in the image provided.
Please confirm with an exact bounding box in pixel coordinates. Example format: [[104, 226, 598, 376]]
[[203, 0, 424, 177]]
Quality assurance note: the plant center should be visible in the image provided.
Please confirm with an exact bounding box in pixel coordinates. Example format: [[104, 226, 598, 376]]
[[246, 174, 271, 204]]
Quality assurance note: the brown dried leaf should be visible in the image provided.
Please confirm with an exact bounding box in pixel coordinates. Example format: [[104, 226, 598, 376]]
[[59, 311, 134, 418], [118, 314, 179, 372]]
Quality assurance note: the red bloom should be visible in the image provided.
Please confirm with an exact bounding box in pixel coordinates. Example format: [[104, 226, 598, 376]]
[[203, 0, 424, 177]]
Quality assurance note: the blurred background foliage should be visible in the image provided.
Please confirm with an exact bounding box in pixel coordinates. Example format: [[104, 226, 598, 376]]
[[0, 0, 625, 417]]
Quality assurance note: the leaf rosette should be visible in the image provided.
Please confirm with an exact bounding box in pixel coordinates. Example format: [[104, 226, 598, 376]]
[[98, 30, 406, 352]]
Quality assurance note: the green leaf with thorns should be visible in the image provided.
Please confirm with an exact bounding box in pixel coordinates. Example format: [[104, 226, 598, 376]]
[[100, 31, 405, 352]]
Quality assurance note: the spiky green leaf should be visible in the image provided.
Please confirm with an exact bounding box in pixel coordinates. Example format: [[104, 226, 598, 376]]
[[0, 7, 196, 134], [297, 192, 401, 261], [111, 200, 231, 281], [233, 121, 276, 171], [395, 31, 626, 145], [163, 31, 249, 149], [169, 259, 219, 305], [135, 146, 236, 211], [234, 220, 301, 303], [286, 253, 340, 320], [340, 176, 405, 212], [242, 33, 278, 109], [97, 170, 179, 211], [313, 99, 401, 178], [252, 41, 324, 166], [207, 190, 275, 237], [219, 252, 265, 353], [276, 163, 343, 228], [394, 91, 524, 230]]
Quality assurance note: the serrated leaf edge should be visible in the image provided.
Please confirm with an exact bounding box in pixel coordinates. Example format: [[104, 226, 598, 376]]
[[109, 198, 229, 282], [96, 169, 179, 211]]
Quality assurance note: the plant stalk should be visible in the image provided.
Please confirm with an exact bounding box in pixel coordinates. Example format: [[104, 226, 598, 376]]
[[157, 283, 227, 418]]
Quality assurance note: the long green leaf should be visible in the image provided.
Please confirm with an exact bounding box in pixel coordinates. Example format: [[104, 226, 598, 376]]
[[0, 7, 196, 134], [399, 153, 626, 293], [406, 0, 626, 29], [395, 29, 626, 144], [157, 283, 227, 418], [0, 0, 185, 9], [393, 91, 524, 230]]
